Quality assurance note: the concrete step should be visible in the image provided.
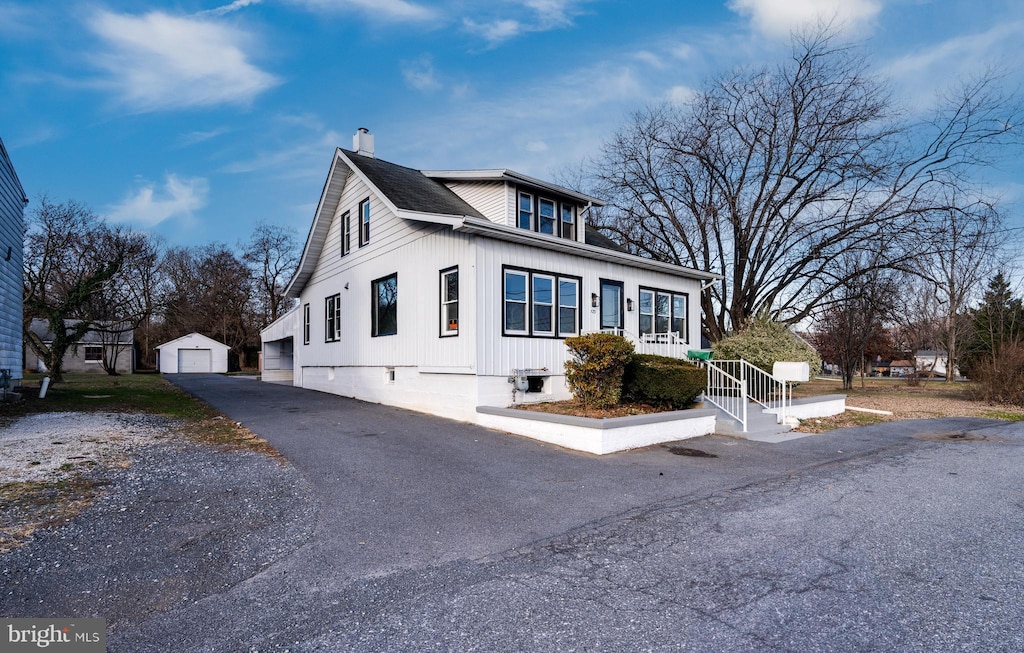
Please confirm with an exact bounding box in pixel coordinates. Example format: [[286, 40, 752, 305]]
[[706, 401, 814, 443]]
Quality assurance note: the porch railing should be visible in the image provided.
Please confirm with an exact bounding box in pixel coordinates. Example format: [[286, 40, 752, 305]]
[[699, 359, 787, 432]]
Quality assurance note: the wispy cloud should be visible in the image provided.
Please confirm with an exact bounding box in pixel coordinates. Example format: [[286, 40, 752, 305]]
[[106, 174, 209, 227], [0, 2, 40, 37], [198, 0, 263, 17], [286, 0, 435, 22], [728, 0, 881, 39], [87, 10, 279, 112], [463, 0, 594, 46], [220, 114, 342, 180], [401, 56, 442, 91], [177, 128, 231, 147]]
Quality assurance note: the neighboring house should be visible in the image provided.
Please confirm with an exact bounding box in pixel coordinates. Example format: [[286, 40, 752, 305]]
[[24, 318, 135, 374], [915, 350, 957, 378], [0, 137, 26, 385], [156, 333, 230, 373], [260, 129, 719, 423], [889, 360, 916, 377]]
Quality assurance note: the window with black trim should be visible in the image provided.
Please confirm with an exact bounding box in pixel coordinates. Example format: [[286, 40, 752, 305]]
[[358, 198, 370, 247], [518, 193, 533, 230], [303, 303, 310, 345], [440, 267, 458, 336], [638, 288, 688, 341], [340, 211, 351, 256], [538, 198, 555, 235], [503, 267, 580, 337], [325, 294, 341, 342], [372, 273, 397, 337], [560, 203, 576, 240], [84, 345, 102, 362]]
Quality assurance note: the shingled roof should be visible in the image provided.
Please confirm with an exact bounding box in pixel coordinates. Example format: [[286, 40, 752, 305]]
[[342, 150, 485, 219]]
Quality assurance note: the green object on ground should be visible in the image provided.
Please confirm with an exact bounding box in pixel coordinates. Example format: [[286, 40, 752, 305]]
[[687, 350, 713, 361]]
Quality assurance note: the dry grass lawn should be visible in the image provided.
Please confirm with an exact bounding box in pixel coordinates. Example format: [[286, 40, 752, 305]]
[[792, 376, 1024, 432]]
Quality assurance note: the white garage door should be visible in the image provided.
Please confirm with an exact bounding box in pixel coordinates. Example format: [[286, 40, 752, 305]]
[[178, 348, 212, 373]]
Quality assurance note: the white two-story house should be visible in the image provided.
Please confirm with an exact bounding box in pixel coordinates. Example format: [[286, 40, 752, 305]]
[[260, 129, 719, 422]]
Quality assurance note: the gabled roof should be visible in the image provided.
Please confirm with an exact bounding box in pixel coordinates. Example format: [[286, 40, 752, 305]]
[[27, 318, 134, 345], [155, 332, 229, 350], [285, 148, 720, 297], [343, 151, 486, 218]]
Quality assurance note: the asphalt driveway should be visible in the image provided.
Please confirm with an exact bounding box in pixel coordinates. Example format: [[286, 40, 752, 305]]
[[5, 375, 1024, 651]]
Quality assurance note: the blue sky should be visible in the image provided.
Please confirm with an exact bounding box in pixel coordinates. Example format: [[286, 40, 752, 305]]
[[2, 0, 1023, 248]]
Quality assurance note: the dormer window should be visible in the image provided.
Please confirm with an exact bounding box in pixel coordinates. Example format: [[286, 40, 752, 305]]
[[560, 204, 576, 240], [538, 199, 555, 235], [518, 193, 533, 230], [516, 188, 579, 241]]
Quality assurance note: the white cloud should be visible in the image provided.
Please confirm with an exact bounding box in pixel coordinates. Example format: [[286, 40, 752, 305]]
[[402, 56, 442, 91], [87, 10, 279, 112], [526, 140, 549, 152], [633, 50, 666, 69], [463, 18, 523, 44], [287, 0, 435, 21], [199, 0, 263, 17], [463, 0, 593, 45], [107, 174, 209, 227], [177, 128, 230, 147], [667, 85, 696, 106], [221, 115, 342, 179], [728, 0, 881, 39]]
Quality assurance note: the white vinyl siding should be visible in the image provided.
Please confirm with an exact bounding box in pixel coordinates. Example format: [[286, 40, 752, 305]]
[[476, 238, 703, 377], [443, 181, 507, 224], [0, 142, 24, 380]]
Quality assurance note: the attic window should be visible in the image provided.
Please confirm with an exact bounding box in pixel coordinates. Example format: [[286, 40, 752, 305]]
[[516, 189, 578, 241]]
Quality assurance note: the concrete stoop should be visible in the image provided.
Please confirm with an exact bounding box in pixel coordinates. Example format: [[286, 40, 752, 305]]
[[710, 394, 847, 443]]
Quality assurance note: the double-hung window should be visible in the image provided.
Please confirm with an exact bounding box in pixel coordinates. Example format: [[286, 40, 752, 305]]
[[560, 203, 576, 240], [558, 278, 579, 336], [303, 303, 310, 345], [518, 193, 533, 230], [372, 273, 398, 337], [325, 294, 341, 342], [538, 199, 556, 235], [532, 274, 555, 335], [340, 211, 351, 256], [639, 288, 688, 341], [441, 267, 459, 336], [358, 198, 370, 247], [84, 345, 102, 362], [503, 267, 580, 337]]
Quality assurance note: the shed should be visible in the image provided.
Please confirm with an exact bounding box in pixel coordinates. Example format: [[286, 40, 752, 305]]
[[156, 333, 230, 374]]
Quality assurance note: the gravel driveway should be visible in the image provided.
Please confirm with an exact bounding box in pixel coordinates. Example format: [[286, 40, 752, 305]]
[[2, 376, 1022, 651]]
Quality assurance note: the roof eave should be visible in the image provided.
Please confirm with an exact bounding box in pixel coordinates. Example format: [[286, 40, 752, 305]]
[[422, 169, 605, 207], [453, 217, 721, 281]]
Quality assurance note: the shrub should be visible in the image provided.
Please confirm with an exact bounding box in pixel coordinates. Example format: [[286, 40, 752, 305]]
[[564, 333, 635, 408], [713, 315, 822, 377], [968, 342, 1024, 406], [623, 354, 706, 409]]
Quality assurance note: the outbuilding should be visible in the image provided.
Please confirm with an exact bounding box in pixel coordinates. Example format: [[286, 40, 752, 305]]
[[156, 333, 230, 374]]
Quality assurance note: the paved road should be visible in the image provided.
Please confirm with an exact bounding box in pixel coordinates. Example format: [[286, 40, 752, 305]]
[[13, 374, 1021, 651]]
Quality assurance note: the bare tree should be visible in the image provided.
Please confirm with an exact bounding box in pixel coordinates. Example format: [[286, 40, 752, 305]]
[[811, 258, 902, 390], [242, 222, 299, 326], [159, 244, 257, 368], [595, 31, 1021, 341], [913, 194, 1004, 382], [23, 198, 141, 383]]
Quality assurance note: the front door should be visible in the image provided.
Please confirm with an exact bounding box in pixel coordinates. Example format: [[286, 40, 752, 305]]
[[600, 279, 624, 331]]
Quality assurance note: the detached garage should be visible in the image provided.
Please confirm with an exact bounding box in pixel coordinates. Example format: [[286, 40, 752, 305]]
[[156, 333, 230, 374]]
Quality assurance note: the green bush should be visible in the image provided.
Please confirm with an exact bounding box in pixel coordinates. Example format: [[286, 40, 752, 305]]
[[713, 315, 822, 376], [564, 333, 635, 408], [623, 354, 706, 409]]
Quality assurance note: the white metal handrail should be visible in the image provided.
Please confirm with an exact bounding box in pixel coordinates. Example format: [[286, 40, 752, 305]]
[[701, 359, 788, 432]]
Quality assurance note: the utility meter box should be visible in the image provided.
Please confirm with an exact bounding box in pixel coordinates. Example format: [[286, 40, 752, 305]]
[[772, 361, 810, 383]]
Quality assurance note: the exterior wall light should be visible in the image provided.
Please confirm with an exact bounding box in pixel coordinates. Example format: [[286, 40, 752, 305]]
[[626, 298, 634, 312], [591, 293, 599, 308]]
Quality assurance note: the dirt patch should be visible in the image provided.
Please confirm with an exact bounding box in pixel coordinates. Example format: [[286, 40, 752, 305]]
[[666, 446, 717, 458]]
